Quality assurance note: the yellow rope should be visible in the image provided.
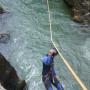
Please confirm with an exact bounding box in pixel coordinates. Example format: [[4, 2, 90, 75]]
[[46, 0, 88, 90]]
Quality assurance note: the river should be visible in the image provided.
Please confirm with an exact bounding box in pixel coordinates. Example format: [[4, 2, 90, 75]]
[[0, 0, 90, 90]]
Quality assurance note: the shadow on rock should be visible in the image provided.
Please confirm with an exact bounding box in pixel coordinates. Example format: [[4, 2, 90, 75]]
[[0, 53, 26, 90]]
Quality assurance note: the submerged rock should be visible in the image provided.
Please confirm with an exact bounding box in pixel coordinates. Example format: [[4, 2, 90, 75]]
[[0, 32, 10, 43], [64, 0, 90, 24], [0, 53, 26, 90], [0, 6, 5, 14]]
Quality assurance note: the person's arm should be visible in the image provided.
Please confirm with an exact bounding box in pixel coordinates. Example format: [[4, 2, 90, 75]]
[[41, 55, 53, 65]]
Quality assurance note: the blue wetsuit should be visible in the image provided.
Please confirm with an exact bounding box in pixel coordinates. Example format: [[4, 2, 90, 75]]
[[41, 54, 63, 90]]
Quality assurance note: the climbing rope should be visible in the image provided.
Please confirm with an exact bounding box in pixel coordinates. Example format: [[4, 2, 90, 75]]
[[46, 0, 88, 90]]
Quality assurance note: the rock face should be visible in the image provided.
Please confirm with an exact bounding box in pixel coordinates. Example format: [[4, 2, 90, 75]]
[[64, 0, 90, 23], [0, 53, 26, 90]]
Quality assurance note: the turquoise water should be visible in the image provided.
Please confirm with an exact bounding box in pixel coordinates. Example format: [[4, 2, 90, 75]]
[[0, 0, 90, 90]]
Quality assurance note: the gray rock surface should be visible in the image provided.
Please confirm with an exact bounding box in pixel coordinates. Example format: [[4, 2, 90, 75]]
[[64, 0, 90, 23], [0, 53, 26, 90]]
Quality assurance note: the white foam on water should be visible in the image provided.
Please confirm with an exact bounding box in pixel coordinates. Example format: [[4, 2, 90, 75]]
[[0, 84, 6, 90]]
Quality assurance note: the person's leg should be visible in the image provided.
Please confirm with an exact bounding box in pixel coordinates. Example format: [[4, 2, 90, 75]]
[[42, 76, 53, 90], [51, 76, 64, 90]]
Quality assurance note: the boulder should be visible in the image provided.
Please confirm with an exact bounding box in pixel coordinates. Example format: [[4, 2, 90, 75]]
[[64, 0, 90, 23], [0, 53, 26, 90]]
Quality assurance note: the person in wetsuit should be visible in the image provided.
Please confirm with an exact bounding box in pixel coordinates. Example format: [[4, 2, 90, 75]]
[[41, 48, 64, 90]]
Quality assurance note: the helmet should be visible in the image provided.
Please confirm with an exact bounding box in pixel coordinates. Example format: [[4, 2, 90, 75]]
[[49, 48, 58, 56]]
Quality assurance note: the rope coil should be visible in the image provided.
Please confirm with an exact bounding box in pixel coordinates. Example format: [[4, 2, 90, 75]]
[[46, 0, 88, 90]]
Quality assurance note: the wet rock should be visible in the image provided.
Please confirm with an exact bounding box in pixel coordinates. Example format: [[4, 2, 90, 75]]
[[0, 32, 10, 43], [0, 53, 26, 90], [64, 0, 90, 24], [0, 6, 5, 14]]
